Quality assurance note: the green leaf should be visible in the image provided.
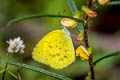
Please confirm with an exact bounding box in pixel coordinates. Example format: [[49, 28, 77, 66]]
[[0, 69, 5, 74], [77, 23, 84, 33], [2, 63, 8, 80], [93, 51, 120, 66], [107, 1, 120, 6], [8, 62, 72, 80], [7, 70, 18, 79], [67, 0, 84, 33], [67, 0, 78, 15], [8, 14, 84, 26]]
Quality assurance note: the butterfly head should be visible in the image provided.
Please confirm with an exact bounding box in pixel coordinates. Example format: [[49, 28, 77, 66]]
[[62, 27, 71, 37]]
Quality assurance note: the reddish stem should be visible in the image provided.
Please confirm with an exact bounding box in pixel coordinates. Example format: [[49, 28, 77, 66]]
[[84, 0, 95, 80]]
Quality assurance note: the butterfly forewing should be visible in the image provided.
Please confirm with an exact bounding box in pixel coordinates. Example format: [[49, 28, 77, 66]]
[[32, 30, 75, 69]]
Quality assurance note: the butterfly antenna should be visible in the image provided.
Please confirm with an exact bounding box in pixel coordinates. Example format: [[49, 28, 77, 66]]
[[71, 35, 77, 37]]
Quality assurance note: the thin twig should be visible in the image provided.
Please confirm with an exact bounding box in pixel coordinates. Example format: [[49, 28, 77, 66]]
[[17, 63, 22, 80], [84, 0, 95, 80], [17, 54, 23, 80]]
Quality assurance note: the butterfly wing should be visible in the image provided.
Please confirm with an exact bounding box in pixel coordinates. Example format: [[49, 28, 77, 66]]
[[32, 30, 75, 69]]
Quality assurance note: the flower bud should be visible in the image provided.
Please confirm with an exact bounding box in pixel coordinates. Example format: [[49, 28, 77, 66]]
[[73, 11, 82, 19], [76, 45, 89, 60], [98, 0, 110, 5], [92, 0, 95, 3], [85, 72, 91, 80], [75, 34, 84, 41], [61, 18, 77, 28], [75, 31, 84, 41], [81, 6, 97, 17], [88, 47, 92, 54], [61, 11, 82, 28]]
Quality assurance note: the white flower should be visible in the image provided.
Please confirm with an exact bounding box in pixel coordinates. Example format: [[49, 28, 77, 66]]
[[6, 37, 25, 53]]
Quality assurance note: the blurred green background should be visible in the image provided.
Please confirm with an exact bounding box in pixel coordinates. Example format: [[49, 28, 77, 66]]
[[0, 0, 120, 80]]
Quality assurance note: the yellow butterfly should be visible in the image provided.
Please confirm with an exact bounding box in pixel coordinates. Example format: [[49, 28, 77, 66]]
[[32, 28, 75, 69]]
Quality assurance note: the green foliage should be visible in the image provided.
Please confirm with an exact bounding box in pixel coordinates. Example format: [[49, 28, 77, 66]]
[[8, 14, 84, 26], [94, 51, 120, 66], [8, 62, 72, 80], [0, 70, 4, 74], [107, 1, 120, 6], [67, 0, 84, 33], [2, 63, 8, 80], [67, 0, 78, 15], [7, 70, 17, 79], [77, 23, 84, 33]]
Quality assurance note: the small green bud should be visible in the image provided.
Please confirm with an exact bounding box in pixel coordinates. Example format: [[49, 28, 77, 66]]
[[81, 6, 97, 17]]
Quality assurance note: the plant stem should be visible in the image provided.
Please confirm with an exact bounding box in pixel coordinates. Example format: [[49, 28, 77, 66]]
[[84, 24, 95, 80], [84, 0, 95, 80], [88, 0, 93, 9], [17, 54, 23, 80], [88, 55, 95, 80], [17, 64, 22, 80], [84, 27, 89, 48], [2, 62, 8, 80]]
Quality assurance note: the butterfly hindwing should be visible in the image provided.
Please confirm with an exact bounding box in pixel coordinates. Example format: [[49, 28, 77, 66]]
[[32, 30, 75, 69]]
